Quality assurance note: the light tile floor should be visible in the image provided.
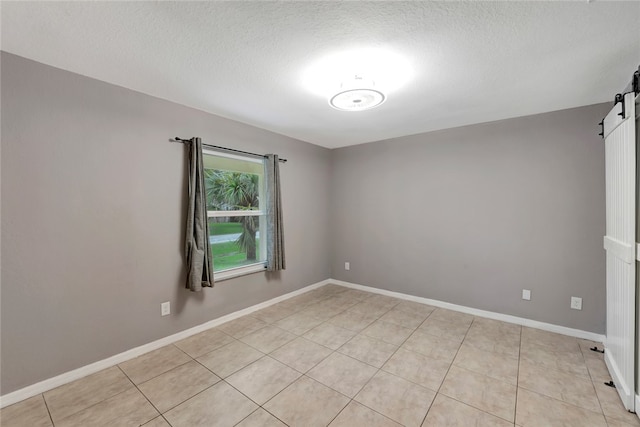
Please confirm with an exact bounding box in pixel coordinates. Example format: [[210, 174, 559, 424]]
[[2, 284, 638, 427]]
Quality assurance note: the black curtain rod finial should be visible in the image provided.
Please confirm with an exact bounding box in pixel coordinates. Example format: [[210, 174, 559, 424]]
[[172, 136, 287, 163], [173, 137, 194, 143]]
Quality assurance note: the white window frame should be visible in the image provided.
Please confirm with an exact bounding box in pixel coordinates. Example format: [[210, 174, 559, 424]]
[[203, 149, 267, 281]]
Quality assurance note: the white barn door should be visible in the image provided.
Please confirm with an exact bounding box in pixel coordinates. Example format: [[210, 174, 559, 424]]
[[603, 92, 636, 411]]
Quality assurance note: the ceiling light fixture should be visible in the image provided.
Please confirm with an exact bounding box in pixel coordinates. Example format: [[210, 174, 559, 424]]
[[301, 47, 413, 109], [329, 75, 385, 112]]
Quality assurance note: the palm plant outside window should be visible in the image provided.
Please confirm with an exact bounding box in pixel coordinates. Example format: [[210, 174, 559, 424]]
[[203, 151, 266, 273]]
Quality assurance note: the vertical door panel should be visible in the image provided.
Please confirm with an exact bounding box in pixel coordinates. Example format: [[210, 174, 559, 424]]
[[604, 92, 636, 411]]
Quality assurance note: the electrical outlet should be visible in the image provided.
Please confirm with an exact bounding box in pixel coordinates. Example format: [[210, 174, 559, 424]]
[[345, 262, 350, 271], [522, 289, 531, 301], [161, 301, 171, 316], [571, 297, 582, 310]]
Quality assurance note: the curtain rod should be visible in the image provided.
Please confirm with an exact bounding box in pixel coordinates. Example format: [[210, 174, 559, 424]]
[[172, 137, 287, 163]]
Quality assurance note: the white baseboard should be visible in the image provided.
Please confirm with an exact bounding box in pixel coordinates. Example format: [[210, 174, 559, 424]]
[[331, 279, 605, 343], [1, 277, 606, 408], [0, 279, 331, 409]]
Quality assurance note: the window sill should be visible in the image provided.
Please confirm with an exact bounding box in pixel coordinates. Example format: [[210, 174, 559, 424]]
[[214, 263, 266, 282]]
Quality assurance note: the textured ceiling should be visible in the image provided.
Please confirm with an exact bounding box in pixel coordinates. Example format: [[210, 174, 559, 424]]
[[2, 1, 639, 148]]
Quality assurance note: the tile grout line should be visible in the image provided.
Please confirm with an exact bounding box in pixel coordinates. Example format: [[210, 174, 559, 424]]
[[162, 381, 222, 422], [517, 335, 614, 425], [11, 285, 618, 426], [419, 314, 477, 426], [232, 408, 258, 427], [115, 364, 165, 424], [322, 392, 353, 427], [515, 383, 613, 420], [219, 293, 366, 413], [237, 326, 298, 354], [339, 303, 494, 425], [578, 340, 608, 419], [514, 322, 523, 427], [411, 307, 443, 427], [577, 342, 629, 427], [267, 405, 293, 427], [441, 364, 519, 425], [257, 292, 420, 425], [117, 341, 220, 418], [297, 294, 403, 424], [340, 303, 436, 426], [40, 393, 55, 427], [119, 343, 203, 389], [48, 381, 144, 426], [43, 364, 155, 426], [373, 304, 435, 366], [146, 356, 223, 416], [160, 414, 173, 427], [36, 297, 400, 424], [259, 291, 391, 426], [297, 371, 402, 426], [118, 340, 235, 425], [250, 314, 355, 425], [433, 318, 522, 425]]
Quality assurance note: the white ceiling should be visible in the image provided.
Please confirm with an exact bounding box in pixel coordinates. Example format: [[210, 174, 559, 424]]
[[2, 2, 639, 148]]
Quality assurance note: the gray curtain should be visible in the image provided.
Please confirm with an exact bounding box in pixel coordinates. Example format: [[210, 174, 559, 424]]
[[184, 137, 214, 291], [265, 154, 286, 271]]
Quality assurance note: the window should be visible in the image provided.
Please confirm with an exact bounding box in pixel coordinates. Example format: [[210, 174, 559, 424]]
[[203, 150, 266, 279]]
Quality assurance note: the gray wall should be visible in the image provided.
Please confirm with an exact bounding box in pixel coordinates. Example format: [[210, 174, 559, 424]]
[[330, 103, 609, 334], [1, 53, 331, 394], [1, 50, 612, 395]]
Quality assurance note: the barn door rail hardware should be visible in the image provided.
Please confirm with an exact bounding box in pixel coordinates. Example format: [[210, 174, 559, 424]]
[[614, 93, 626, 119], [599, 91, 635, 138]]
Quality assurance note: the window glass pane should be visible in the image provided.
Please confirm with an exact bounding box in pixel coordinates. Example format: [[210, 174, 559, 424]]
[[203, 154, 262, 175], [209, 216, 263, 272], [204, 152, 266, 274], [204, 156, 263, 212]]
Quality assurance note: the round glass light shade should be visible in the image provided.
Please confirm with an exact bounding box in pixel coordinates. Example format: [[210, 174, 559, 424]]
[[329, 88, 385, 111]]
